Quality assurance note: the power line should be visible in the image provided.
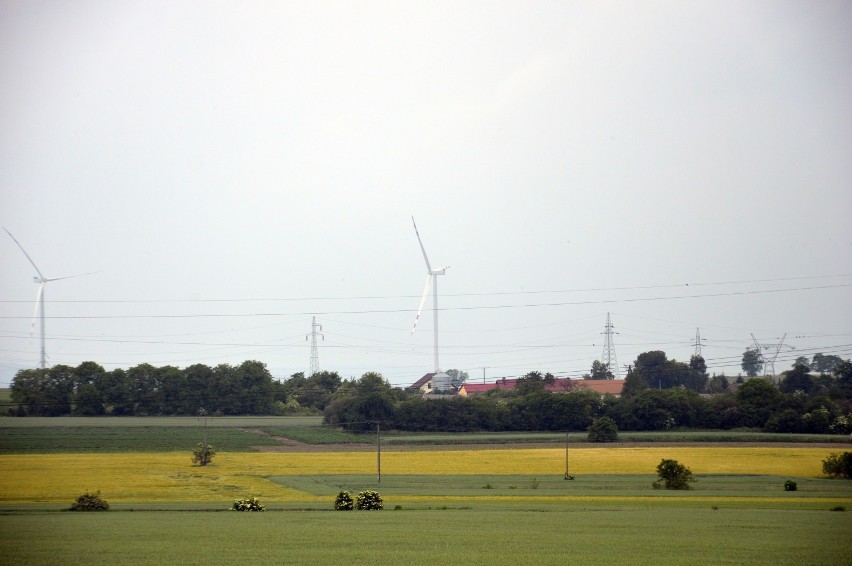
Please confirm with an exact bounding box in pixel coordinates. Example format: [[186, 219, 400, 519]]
[[1, 282, 849, 320]]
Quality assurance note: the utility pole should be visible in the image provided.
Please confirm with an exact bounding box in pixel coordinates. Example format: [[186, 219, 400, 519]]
[[482, 367, 490, 384], [306, 316, 324, 377], [601, 313, 620, 378], [376, 422, 381, 483]]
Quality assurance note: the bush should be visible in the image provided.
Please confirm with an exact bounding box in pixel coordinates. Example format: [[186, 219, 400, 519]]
[[68, 491, 109, 512], [587, 417, 618, 442], [822, 452, 852, 479], [653, 459, 696, 490], [334, 490, 354, 510], [355, 490, 383, 510], [232, 497, 265, 511], [784, 480, 797, 491], [191, 443, 215, 466]]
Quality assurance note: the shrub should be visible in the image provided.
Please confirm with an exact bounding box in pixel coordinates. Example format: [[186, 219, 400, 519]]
[[529, 477, 540, 490], [822, 452, 852, 479], [191, 443, 215, 466], [653, 458, 696, 490], [232, 497, 265, 511], [355, 490, 383, 510], [784, 480, 797, 491], [334, 490, 354, 510], [69, 491, 109, 512], [587, 416, 618, 442]]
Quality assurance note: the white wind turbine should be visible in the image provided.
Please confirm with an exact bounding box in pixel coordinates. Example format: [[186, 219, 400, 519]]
[[410, 217, 449, 374], [4, 227, 95, 369]]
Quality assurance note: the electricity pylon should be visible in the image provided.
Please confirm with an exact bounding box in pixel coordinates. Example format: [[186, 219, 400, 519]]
[[601, 313, 620, 378], [306, 316, 324, 376]]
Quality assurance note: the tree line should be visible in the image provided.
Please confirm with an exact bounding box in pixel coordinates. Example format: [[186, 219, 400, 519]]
[[323, 353, 852, 434], [7, 352, 852, 437]]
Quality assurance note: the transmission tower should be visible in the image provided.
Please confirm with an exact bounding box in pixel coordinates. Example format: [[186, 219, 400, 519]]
[[601, 312, 620, 378], [694, 328, 703, 357], [306, 316, 324, 376], [750, 332, 793, 376]]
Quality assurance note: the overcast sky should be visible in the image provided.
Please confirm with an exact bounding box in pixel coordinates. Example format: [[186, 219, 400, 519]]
[[2, 1, 851, 389]]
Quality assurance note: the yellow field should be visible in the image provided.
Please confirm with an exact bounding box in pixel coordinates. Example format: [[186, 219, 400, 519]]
[[0, 446, 841, 504]]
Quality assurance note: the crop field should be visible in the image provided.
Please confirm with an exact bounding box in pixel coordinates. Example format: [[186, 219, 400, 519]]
[[0, 419, 850, 564]]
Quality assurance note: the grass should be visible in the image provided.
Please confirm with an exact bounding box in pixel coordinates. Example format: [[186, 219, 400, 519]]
[[1, 419, 850, 565], [0, 507, 849, 565]]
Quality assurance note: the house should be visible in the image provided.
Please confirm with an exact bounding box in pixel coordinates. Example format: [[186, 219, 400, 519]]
[[407, 372, 453, 393]]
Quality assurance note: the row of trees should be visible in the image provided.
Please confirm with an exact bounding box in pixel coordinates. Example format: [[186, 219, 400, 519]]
[[9, 361, 279, 416], [741, 350, 844, 377], [8, 353, 852, 435], [322, 362, 852, 435]]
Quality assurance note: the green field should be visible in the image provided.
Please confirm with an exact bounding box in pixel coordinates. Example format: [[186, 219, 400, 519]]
[[1, 416, 849, 453], [1, 417, 850, 565], [1, 507, 849, 565]]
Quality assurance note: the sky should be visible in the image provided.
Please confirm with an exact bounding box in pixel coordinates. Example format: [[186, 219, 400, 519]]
[[1, 1, 851, 389]]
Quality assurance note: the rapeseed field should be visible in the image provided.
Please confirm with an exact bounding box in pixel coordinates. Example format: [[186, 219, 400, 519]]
[[0, 446, 839, 504]]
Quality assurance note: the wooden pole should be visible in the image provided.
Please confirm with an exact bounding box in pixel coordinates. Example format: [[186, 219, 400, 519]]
[[376, 422, 381, 483]]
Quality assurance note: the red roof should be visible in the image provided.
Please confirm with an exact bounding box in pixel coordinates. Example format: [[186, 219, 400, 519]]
[[408, 373, 436, 390], [459, 378, 623, 396]]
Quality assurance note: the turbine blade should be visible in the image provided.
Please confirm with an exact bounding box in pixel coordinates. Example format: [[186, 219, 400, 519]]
[[3, 227, 46, 280], [411, 275, 432, 334], [45, 271, 99, 282], [411, 217, 432, 272]]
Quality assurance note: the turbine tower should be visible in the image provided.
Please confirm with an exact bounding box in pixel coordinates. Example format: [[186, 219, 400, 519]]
[[306, 316, 324, 377], [410, 217, 449, 374], [601, 312, 620, 378], [4, 227, 94, 368]]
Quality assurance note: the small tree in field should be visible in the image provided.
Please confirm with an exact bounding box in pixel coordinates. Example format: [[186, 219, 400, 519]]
[[355, 490, 383, 510], [68, 491, 109, 511], [822, 452, 852, 479], [654, 459, 695, 490], [334, 490, 354, 510], [192, 443, 215, 466], [587, 416, 619, 442]]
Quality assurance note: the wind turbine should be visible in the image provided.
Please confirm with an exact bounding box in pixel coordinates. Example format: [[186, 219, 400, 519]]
[[410, 217, 449, 374], [4, 227, 95, 369]]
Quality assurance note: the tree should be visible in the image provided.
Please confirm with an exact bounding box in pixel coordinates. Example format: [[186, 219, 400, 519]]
[[445, 369, 469, 388], [10, 368, 48, 415], [811, 353, 843, 375], [735, 378, 780, 428], [779, 364, 815, 395], [192, 443, 215, 466], [68, 491, 109, 511], [689, 355, 707, 375], [587, 416, 618, 442], [705, 374, 729, 394], [621, 366, 647, 398], [514, 371, 555, 396], [74, 383, 105, 416], [589, 360, 614, 380], [654, 459, 695, 490], [741, 348, 763, 377], [822, 452, 852, 479]]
